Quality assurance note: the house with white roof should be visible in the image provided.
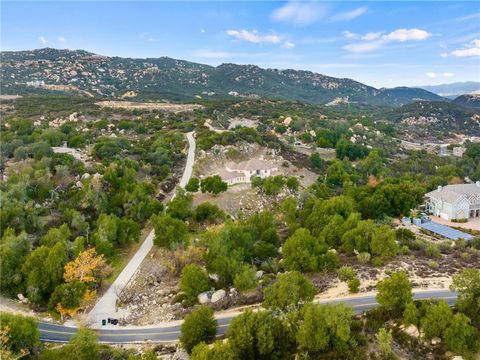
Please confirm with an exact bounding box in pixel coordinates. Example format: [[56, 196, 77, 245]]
[[218, 159, 278, 185], [425, 182, 480, 220]]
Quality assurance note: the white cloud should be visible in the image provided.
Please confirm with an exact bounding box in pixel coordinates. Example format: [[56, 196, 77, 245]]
[[343, 31, 358, 40], [343, 40, 385, 53], [443, 39, 480, 57], [227, 29, 281, 44], [39, 36, 48, 45], [139, 32, 156, 42], [425, 72, 455, 79], [200, 29, 206, 33], [330, 7, 367, 22], [343, 28, 431, 53], [271, 1, 327, 26], [361, 32, 382, 41], [57, 37, 66, 44], [382, 28, 430, 42], [281, 41, 295, 49]]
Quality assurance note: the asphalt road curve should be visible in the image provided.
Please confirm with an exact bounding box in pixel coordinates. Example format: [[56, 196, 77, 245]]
[[39, 289, 457, 344]]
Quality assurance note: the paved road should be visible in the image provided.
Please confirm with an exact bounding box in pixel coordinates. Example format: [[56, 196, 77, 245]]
[[41, 289, 456, 343], [87, 132, 196, 325]]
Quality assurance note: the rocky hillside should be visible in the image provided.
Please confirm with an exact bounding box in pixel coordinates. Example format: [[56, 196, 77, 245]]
[[384, 100, 480, 136], [452, 94, 480, 109], [1, 48, 445, 106]]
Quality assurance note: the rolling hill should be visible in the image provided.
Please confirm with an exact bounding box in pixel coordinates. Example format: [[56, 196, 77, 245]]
[[452, 94, 480, 109]]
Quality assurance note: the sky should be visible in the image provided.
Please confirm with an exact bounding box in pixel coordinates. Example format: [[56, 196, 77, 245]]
[[2, 1, 480, 88]]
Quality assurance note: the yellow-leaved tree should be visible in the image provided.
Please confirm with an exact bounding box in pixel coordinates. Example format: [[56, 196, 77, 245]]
[[64, 248, 105, 283], [54, 248, 106, 318]]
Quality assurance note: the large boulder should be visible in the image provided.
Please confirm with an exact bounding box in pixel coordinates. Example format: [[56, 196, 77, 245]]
[[172, 347, 189, 360], [198, 291, 212, 304], [208, 273, 219, 282], [211, 289, 226, 303], [403, 325, 419, 338]]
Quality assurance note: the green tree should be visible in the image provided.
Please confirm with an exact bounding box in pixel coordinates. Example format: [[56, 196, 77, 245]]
[[310, 152, 324, 170], [359, 150, 384, 176], [180, 306, 218, 353], [233, 265, 257, 292], [251, 176, 263, 188], [464, 142, 480, 160], [191, 341, 236, 360], [297, 303, 354, 354], [370, 226, 398, 257], [450, 268, 480, 325], [91, 213, 118, 256], [376, 328, 394, 359], [420, 300, 453, 340], [200, 175, 228, 195], [306, 196, 356, 236], [337, 265, 356, 281], [22, 242, 68, 305], [185, 177, 200, 192], [336, 138, 369, 161], [193, 202, 225, 224], [281, 197, 298, 234], [40, 224, 71, 247], [0, 313, 39, 357], [166, 190, 193, 220], [444, 313, 478, 355], [347, 277, 360, 293], [227, 310, 294, 360], [263, 271, 316, 311], [282, 228, 328, 272], [262, 176, 285, 196], [286, 177, 300, 191], [376, 271, 412, 314], [180, 264, 211, 304], [151, 214, 188, 249], [49, 280, 87, 312], [341, 219, 376, 254], [0, 229, 29, 296], [65, 328, 100, 360], [246, 210, 276, 239], [403, 302, 419, 326]]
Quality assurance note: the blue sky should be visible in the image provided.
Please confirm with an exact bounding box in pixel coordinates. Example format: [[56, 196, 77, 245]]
[[2, 1, 480, 88]]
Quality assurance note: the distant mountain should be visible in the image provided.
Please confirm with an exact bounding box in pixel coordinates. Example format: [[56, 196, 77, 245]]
[[452, 94, 480, 109], [0, 48, 445, 107], [419, 82, 480, 97]]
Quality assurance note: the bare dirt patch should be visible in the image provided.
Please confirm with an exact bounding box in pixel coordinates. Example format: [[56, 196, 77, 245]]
[[95, 101, 203, 112]]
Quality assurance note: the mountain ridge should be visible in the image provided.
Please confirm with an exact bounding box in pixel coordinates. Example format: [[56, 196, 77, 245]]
[[419, 81, 480, 97], [1, 47, 446, 106]]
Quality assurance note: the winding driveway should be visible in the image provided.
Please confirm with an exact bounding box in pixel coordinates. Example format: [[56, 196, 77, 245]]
[[87, 132, 196, 326], [42, 289, 456, 343]]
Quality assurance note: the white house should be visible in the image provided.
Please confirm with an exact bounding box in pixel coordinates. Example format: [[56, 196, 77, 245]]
[[218, 159, 278, 185], [426, 182, 480, 220]]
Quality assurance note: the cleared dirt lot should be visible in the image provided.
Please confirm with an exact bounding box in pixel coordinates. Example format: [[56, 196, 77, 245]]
[[193, 143, 318, 217]]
